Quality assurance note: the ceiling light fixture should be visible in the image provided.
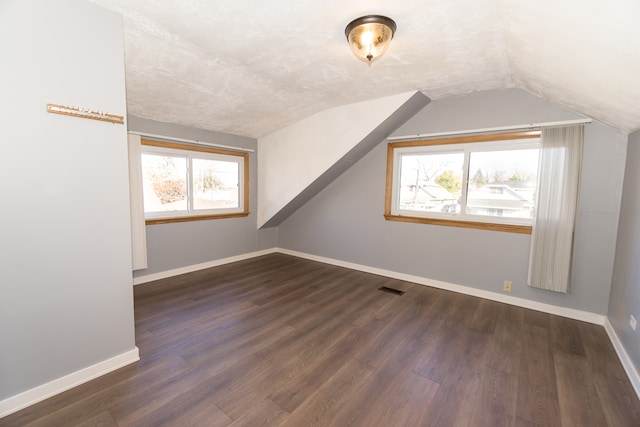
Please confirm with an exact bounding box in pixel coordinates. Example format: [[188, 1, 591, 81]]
[[345, 15, 396, 66]]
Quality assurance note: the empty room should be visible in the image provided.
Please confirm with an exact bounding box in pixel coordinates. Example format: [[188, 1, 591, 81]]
[[2, 0, 640, 425]]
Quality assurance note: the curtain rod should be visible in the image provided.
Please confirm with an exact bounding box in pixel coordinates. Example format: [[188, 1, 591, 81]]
[[128, 131, 255, 153], [387, 117, 592, 142]]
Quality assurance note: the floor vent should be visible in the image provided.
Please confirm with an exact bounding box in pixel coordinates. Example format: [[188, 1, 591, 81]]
[[378, 286, 405, 296]]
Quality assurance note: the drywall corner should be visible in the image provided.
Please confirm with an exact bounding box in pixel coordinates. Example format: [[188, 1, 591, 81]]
[[258, 91, 430, 228]]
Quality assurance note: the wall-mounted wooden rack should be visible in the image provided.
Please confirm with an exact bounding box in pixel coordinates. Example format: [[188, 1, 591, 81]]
[[47, 103, 124, 125]]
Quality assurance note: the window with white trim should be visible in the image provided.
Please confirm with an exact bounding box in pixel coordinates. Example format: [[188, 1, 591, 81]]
[[141, 139, 249, 224], [385, 131, 541, 234]]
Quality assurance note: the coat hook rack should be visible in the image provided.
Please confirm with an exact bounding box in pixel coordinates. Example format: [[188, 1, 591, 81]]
[[47, 103, 124, 125]]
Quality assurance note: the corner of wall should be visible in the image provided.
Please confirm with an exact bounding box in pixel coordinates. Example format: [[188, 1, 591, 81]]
[[257, 91, 429, 228]]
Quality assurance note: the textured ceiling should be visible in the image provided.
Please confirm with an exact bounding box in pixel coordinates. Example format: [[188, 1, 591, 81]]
[[90, 0, 640, 138]]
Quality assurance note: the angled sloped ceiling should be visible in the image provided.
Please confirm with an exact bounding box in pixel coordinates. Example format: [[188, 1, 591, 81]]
[[500, 0, 640, 133], [91, 0, 640, 137], [258, 91, 430, 228]]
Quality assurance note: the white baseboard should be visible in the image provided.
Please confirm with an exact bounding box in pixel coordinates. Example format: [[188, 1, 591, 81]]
[[5, 248, 634, 419], [133, 248, 278, 285], [604, 319, 640, 399], [0, 347, 139, 419], [278, 249, 640, 396], [134, 246, 606, 325], [276, 248, 606, 325], [128, 248, 639, 402]]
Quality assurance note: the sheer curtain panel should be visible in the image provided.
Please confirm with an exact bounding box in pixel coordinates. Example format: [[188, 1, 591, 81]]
[[128, 133, 148, 271], [528, 125, 584, 293]]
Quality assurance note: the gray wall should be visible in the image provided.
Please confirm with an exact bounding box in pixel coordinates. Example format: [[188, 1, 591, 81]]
[[609, 129, 640, 373], [128, 117, 277, 278], [0, 0, 136, 400], [277, 89, 627, 314]]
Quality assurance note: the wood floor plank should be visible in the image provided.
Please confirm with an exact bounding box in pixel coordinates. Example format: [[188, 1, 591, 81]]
[[554, 348, 608, 427], [72, 410, 118, 427], [515, 323, 562, 426], [204, 357, 293, 420], [179, 318, 295, 372], [523, 308, 551, 329], [275, 358, 375, 427], [226, 398, 288, 427], [422, 329, 493, 426], [592, 372, 640, 427], [469, 366, 518, 427], [550, 315, 587, 357], [414, 321, 467, 383], [115, 388, 228, 427], [108, 357, 233, 426], [268, 317, 393, 413], [141, 392, 233, 427], [328, 330, 441, 426], [578, 320, 629, 379], [330, 367, 439, 427], [469, 298, 501, 334], [2, 253, 639, 427], [8, 355, 193, 427], [352, 296, 430, 368], [258, 295, 365, 362], [487, 304, 524, 375]]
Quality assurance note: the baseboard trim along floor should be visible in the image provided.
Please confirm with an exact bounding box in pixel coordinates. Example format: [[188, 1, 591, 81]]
[[133, 248, 278, 285], [604, 319, 640, 399], [15, 245, 633, 419], [0, 347, 140, 418]]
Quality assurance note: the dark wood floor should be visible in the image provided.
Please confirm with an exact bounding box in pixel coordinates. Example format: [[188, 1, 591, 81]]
[[3, 253, 640, 426]]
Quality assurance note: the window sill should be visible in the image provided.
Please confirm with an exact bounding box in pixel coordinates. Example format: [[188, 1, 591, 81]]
[[146, 212, 249, 225], [384, 214, 532, 234]]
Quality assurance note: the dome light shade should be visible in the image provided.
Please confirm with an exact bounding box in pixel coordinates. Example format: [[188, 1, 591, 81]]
[[345, 15, 396, 66]]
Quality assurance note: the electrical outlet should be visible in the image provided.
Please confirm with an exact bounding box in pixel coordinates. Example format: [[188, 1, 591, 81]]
[[503, 280, 512, 293], [630, 315, 637, 332]]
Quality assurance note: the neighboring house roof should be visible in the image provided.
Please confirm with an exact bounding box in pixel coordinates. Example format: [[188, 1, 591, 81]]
[[467, 184, 535, 212], [420, 184, 458, 201], [468, 184, 532, 202], [400, 183, 457, 205]]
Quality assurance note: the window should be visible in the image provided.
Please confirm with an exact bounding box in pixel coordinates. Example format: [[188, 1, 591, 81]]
[[385, 131, 540, 234], [141, 139, 249, 224]]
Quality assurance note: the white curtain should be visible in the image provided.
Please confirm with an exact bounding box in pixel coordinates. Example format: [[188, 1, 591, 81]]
[[128, 133, 148, 271], [528, 124, 584, 293]]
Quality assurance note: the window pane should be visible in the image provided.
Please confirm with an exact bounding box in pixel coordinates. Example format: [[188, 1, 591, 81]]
[[399, 152, 464, 213], [141, 154, 187, 212], [466, 149, 538, 219], [193, 158, 239, 210]]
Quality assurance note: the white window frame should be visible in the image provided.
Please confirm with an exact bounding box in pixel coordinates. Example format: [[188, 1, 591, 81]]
[[141, 139, 249, 224], [385, 131, 541, 234]]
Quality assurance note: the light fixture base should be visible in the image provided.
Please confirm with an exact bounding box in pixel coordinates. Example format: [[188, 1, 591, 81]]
[[345, 15, 397, 65], [344, 15, 397, 39]]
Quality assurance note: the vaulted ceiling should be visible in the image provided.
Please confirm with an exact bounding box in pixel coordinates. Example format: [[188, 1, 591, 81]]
[[91, 0, 640, 138]]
